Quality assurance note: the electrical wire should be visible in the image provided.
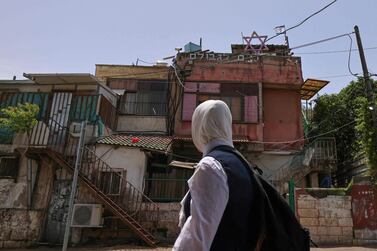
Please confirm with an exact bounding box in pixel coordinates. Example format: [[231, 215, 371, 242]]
[[289, 32, 354, 51], [267, 121, 356, 180], [346, 34, 359, 77], [137, 59, 155, 65], [171, 64, 197, 91], [266, 0, 338, 42], [251, 120, 356, 145], [295, 46, 377, 55], [314, 74, 354, 79]]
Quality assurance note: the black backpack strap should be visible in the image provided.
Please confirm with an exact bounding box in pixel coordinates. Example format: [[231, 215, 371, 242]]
[[209, 145, 263, 175]]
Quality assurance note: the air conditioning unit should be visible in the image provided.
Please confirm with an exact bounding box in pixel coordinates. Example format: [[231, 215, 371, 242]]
[[71, 204, 103, 227], [69, 122, 82, 137]]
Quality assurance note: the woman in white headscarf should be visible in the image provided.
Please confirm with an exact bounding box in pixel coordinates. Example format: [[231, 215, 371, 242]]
[[173, 100, 234, 251]]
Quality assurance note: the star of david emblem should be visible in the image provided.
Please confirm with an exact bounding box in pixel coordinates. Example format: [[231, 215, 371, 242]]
[[243, 31, 269, 54]]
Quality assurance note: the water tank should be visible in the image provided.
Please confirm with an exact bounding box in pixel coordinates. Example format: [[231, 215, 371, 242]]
[[184, 42, 201, 53]]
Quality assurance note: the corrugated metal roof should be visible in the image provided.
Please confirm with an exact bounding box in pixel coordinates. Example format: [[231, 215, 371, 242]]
[[301, 78, 330, 100], [23, 73, 101, 85], [97, 134, 173, 152]]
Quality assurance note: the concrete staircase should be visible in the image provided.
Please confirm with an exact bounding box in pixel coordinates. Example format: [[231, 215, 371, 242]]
[[271, 137, 337, 192]]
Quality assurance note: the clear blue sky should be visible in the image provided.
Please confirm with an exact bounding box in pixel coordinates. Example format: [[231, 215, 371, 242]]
[[0, 0, 376, 95]]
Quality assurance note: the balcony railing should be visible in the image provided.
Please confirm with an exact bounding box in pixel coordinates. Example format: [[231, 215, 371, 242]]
[[119, 101, 167, 116], [144, 178, 189, 202]]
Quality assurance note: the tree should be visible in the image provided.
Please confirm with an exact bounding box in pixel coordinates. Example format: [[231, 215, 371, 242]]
[[355, 96, 377, 176], [310, 77, 377, 179], [0, 103, 40, 144]]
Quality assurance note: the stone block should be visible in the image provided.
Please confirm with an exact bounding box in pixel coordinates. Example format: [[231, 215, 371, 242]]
[[3, 240, 27, 248], [297, 199, 315, 209], [298, 195, 316, 201], [343, 200, 352, 209], [10, 230, 28, 241], [318, 208, 351, 218], [342, 227, 353, 237], [328, 226, 342, 236], [157, 203, 171, 211], [310, 234, 320, 243], [338, 217, 353, 227], [159, 211, 179, 222], [300, 217, 318, 227], [298, 208, 318, 218], [319, 217, 338, 226], [0, 229, 11, 240], [317, 226, 329, 235], [307, 226, 318, 235], [338, 235, 353, 245], [320, 235, 339, 245], [169, 203, 181, 211]]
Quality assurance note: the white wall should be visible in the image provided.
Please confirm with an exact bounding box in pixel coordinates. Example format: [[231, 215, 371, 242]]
[[95, 144, 147, 191], [117, 115, 166, 133], [250, 151, 295, 179]]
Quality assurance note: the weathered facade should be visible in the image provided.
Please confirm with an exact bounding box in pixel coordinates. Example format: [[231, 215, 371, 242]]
[[96, 64, 169, 134], [0, 75, 160, 247]]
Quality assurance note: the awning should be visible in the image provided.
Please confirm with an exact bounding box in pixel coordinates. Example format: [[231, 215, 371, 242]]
[[169, 160, 197, 169], [23, 73, 102, 85], [301, 78, 330, 100], [97, 134, 173, 152]]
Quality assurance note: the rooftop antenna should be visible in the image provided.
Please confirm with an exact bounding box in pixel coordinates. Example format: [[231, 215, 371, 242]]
[[200, 37, 202, 50]]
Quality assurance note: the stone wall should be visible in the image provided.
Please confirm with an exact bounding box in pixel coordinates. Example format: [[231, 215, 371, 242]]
[[154, 203, 180, 242], [296, 191, 353, 245], [0, 209, 44, 248], [0, 155, 54, 248]]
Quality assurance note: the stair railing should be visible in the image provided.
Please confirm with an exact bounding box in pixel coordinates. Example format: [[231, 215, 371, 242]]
[[270, 137, 337, 186], [29, 119, 159, 229]]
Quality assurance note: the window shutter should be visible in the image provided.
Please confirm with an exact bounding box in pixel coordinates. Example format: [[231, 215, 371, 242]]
[[182, 94, 197, 121], [244, 96, 258, 123], [199, 83, 220, 93]]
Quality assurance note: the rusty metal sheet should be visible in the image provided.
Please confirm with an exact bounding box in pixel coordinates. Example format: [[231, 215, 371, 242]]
[[351, 185, 377, 229]]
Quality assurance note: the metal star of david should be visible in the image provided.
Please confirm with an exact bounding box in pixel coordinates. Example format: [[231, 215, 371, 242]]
[[243, 31, 269, 54]]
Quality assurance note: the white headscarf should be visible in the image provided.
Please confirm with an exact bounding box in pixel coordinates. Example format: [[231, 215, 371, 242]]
[[191, 100, 233, 153]]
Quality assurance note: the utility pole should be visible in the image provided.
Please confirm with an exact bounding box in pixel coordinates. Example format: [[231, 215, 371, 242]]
[[354, 25, 377, 129], [62, 121, 86, 251]]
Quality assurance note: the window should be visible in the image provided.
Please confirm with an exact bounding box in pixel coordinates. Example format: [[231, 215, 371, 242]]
[[182, 82, 259, 123], [100, 170, 124, 195], [0, 156, 19, 179], [110, 79, 168, 116]]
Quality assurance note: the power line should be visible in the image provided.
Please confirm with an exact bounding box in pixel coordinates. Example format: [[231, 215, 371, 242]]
[[251, 120, 356, 145], [171, 64, 197, 91], [267, 0, 337, 42], [136, 58, 155, 65], [346, 34, 359, 77], [314, 74, 354, 79], [290, 32, 354, 51], [295, 46, 377, 55]]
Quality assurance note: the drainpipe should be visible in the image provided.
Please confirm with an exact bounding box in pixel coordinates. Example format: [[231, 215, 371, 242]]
[[27, 158, 32, 209]]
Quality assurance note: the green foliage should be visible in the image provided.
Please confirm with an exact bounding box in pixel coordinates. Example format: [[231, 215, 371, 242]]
[[355, 96, 377, 175], [0, 103, 39, 135], [311, 77, 377, 177]]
